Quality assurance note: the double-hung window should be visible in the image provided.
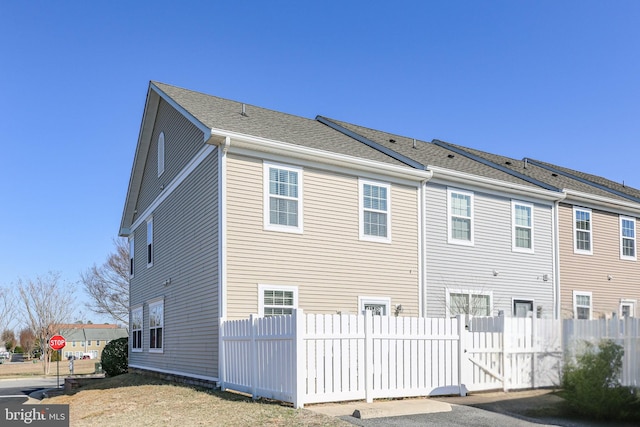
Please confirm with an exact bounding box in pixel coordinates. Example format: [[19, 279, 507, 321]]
[[620, 216, 636, 260], [359, 179, 391, 243], [149, 299, 164, 352], [512, 201, 534, 252], [131, 306, 143, 352], [574, 207, 592, 254], [147, 217, 154, 267], [573, 291, 592, 319], [264, 162, 303, 233], [129, 237, 135, 277], [447, 289, 491, 316], [448, 188, 474, 245], [259, 285, 298, 317]]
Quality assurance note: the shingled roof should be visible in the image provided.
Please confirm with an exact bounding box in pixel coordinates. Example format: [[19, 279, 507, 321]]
[[318, 116, 549, 190], [152, 82, 408, 167], [434, 141, 633, 202]]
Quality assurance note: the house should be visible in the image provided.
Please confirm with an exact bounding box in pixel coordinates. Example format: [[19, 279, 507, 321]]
[[433, 142, 640, 319], [318, 118, 565, 319], [120, 82, 431, 383], [57, 324, 128, 360]]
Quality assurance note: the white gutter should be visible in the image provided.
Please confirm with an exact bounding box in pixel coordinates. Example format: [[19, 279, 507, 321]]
[[428, 166, 566, 202], [564, 189, 640, 215], [207, 128, 433, 183]]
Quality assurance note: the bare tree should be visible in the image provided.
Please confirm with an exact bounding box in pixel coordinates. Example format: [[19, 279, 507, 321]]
[[1, 329, 16, 352], [80, 238, 129, 327], [19, 328, 36, 359], [0, 287, 15, 336], [18, 272, 75, 374]]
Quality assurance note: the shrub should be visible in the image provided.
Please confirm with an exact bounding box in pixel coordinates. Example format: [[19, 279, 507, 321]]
[[101, 337, 128, 377], [13, 345, 23, 354], [562, 339, 640, 420]]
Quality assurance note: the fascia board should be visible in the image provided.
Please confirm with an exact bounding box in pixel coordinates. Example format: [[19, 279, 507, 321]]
[[564, 189, 640, 216], [428, 165, 565, 203], [208, 128, 433, 183], [150, 82, 212, 142]]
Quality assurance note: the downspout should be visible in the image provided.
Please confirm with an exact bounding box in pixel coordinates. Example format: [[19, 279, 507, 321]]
[[418, 173, 433, 317], [218, 136, 230, 386], [553, 197, 562, 319]]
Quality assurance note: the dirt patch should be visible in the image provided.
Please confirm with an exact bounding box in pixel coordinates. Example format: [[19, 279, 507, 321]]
[[42, 373, 352, 427]]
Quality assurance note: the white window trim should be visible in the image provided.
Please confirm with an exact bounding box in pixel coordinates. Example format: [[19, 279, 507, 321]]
[[131, 305, 143, 352], [157, 132, 165, 177], [620, 299, 636, 318], [447, 188, 474, 246], [573, 207, 593, 255], [258, 284, 298, 317], [619, 216, 637, 261], [511, 200, 534, 253], [359, 179, 392, 243], [358, 296, 391, 315], [129, 236, 135, 278], [573, 291, 593, 320], [446, 289, 493, 317], [147, 217, 154, 267], [148, 298, 164, 353], [263, 161, 303, 234]]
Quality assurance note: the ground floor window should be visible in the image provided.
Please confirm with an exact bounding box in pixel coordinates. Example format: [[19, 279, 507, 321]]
[[259, 284, 298, 317], [573, 291, 592, 319], [149, 299, 164, 352], [513, 299, 534, 317], [447, 289, 492, 316], [358, 296, 391, 315], [131, 306, 143, 352], [620, 299, 636, 318]]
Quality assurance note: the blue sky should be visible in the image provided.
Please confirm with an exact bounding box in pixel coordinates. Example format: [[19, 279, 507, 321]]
[[1, 1, 639, 322]]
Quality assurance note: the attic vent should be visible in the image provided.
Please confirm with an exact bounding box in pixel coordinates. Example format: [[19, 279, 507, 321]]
[[505, 161, 512, 165], [447, 154, 455, 159], [389, 139, 396, 143], [552, 173, 558, 177], [241, 103, 248, 116], [412, 138, 417, 149]]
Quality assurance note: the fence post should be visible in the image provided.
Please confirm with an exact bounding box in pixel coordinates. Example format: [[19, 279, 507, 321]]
[[292, 309, 305, 409], [457, 314, 467, 396], [250, 314, 257, 401], [501, 313, 508, 392], [219, 317, 226, 391], [364, 310, 373, 403]]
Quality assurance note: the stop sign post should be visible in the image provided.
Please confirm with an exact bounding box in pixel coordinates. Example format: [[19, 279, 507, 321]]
[[49, 335, 66, 388]]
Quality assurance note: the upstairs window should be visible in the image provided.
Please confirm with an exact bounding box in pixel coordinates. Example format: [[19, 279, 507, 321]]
[[574, 207, 592, 254], [620, 216, 636, 260], [512, 201, 534, 252], [147, 217, 153, 267], [131, 306, 143, 352], [157, 132, 165, 177], [129, 237, 135, 277], [259, 284, 298, 317], [263, 162, 303, 233], [359, 179, 391, 242], [448, 188, 474, 245], [149, 299, 164, 352]]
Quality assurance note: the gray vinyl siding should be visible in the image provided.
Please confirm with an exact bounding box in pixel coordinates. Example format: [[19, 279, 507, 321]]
[[135, 98, 206, 217], [424, 183, 556, 318], [558, 203, 640, 318], [129, 146, 219, 379]]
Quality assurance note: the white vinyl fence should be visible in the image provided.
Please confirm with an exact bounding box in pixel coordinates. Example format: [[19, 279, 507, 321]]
[[219, 310, 563, 408], [563, 317, 640, 388]]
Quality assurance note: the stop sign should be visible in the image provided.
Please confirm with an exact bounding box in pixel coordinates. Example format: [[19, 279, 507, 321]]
[[49, 335, 66, 350]]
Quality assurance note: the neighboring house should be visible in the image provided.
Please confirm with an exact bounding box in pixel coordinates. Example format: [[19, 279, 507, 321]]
[[435, 142, 640, 319], [120, 82, 431, 383], [58, 324, 128, 360], [318, 117, 564, 319]]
